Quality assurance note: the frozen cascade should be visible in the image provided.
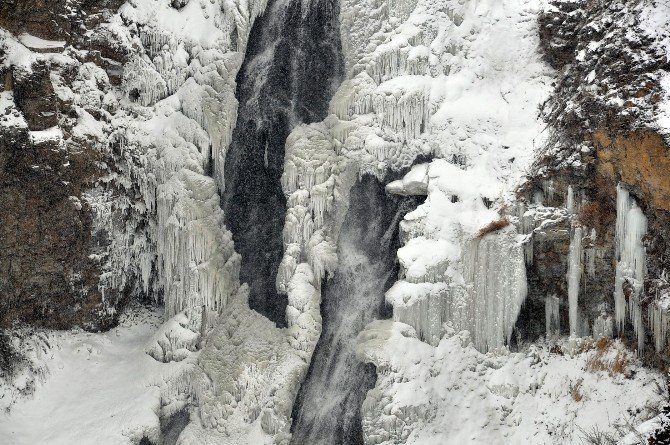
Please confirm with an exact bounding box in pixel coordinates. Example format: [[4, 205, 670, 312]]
[[462, 229, 528, 352], [567, 226, 583, 337], [390, 226, 528, 352], [222, 0, 344, 325], [290, 176, 419, 445], [614, 184, 647, 352]]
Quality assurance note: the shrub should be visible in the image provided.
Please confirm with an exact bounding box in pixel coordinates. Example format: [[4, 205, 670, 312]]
[[586, 339, 630, 377], [570, 379, 584, 402], [477, 217, 510, 238]]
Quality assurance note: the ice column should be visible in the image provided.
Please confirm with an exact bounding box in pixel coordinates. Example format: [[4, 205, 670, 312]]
[[567, 226, 583, 337], [593, 303, 614, 339], [614, 184, 647, 352], [566, 185, 575, 214], [463, 228, 528, 352], [649, 300, 670, 353]]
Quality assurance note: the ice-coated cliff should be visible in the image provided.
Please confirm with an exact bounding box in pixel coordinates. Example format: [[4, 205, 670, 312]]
[[2, 0, 670, 444]]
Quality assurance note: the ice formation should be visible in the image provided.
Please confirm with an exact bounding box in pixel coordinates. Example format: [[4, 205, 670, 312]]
[[585, 228, 597, 279], [385, 161, 527, 351], [649, 295, 670, 353], [614, 184, 648, 352], [593, 311, 614, 340], [567, 226, 583, 337], [2, 2, 283, 440], [86, 0, 278, 319], [566, 185, 575, 214], [4, 0, 669, 443], [179, 276, 321, 443]]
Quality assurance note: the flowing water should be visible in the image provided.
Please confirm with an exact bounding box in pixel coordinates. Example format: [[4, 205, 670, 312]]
[[223, 0, 343, 326], [290, 176, 420, 445]]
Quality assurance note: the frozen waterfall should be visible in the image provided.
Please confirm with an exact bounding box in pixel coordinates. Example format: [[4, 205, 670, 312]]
[[222, 0, 344, 325], [290, 176, 420, 445]]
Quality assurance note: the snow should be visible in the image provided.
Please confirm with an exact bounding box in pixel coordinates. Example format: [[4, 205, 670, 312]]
[[18, 33, 66, 51], [29, 126, 63, 143], [357, 321, 667, 445], [1, 0, 667, 443], [638, 1, 670, 135], [657, 72, 670, 136], [0, 91, 27, 129], [119, 0, 245, 48], [0, 30, 72, 71], [0, 307, 196, 445]]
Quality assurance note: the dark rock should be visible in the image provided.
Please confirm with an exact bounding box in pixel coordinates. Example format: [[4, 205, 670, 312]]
[[13, 62, 58, 131]]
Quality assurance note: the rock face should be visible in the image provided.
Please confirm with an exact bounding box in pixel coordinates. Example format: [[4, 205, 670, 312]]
[[0, 0, 124, 41], [0, 0, 127, 330], [0, 71, 107, 330], [522, 0, 670, 359], [593, 130, 670, 213]]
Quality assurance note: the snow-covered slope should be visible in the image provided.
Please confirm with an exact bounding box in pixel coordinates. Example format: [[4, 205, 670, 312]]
[[0, 306, 196, 445], [358, 322, 666, 444]]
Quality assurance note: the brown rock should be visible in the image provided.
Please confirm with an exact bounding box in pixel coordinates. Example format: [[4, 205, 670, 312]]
[[593, 129, 670, 212]]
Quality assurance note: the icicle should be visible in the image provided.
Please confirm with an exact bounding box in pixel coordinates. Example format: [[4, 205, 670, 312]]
[[372, 86, 430, 141], [517, 203, 535, 266], [613, 184, 647, 353], [542, 180, 554, 203], [585, 228, 597, 279], [567, 226, 583, 337], [460, 227, 527, 351], [545, 294, 560, 338], [566, 185, 575, 214], [649, 300, 670, 353]]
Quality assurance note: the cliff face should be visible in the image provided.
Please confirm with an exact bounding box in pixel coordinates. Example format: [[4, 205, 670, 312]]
[[0, 72, 103, 330], [521, 0, 670, 360], [0, 0, 125, 41], [0, 0, 129, 330]]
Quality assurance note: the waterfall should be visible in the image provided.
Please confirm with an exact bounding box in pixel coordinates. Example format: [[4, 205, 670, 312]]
[[222, 0, 344, 326], [290, 176, 421, 445]]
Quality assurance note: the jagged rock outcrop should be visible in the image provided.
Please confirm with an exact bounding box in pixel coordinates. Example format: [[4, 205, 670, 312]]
[[522, 0, 670, 359], [0, 0, 134, 330], [0, 63, 109, 329]]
